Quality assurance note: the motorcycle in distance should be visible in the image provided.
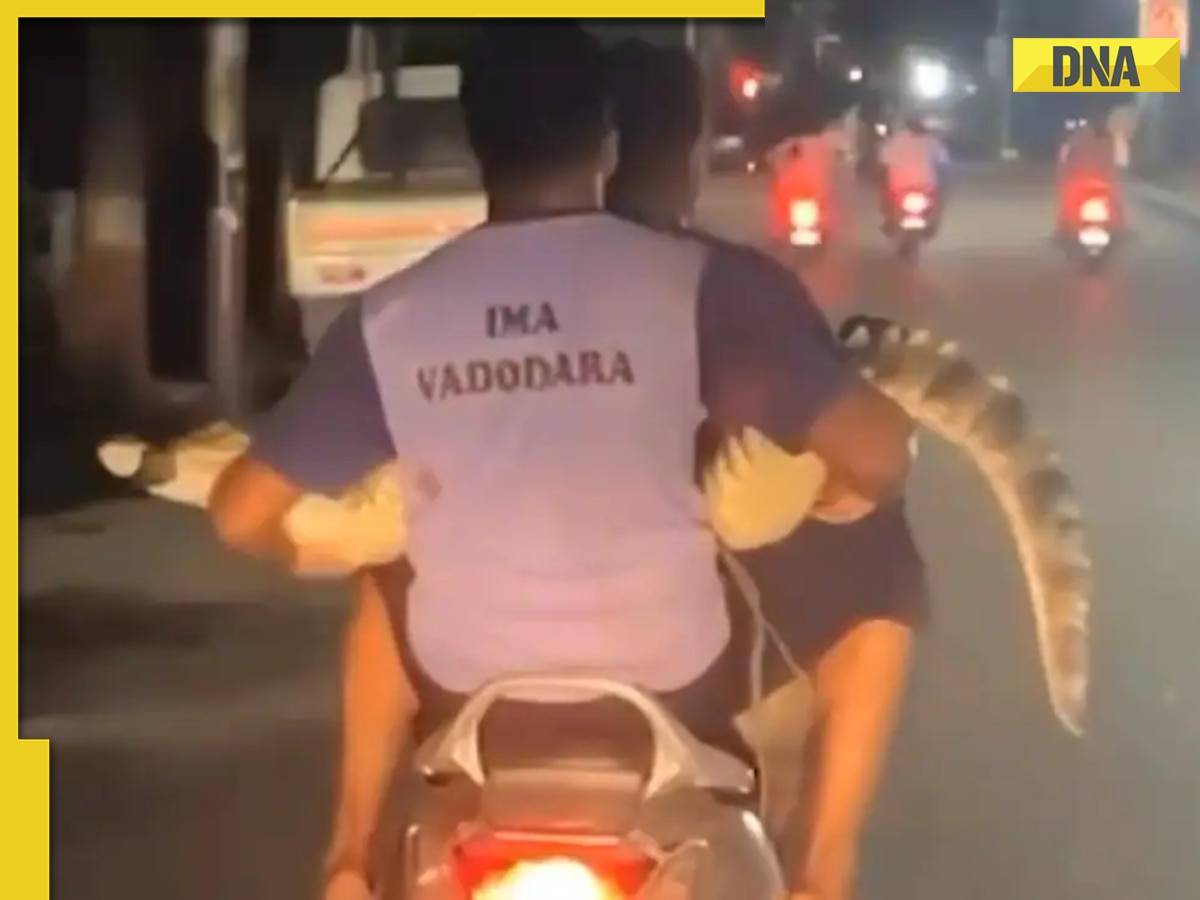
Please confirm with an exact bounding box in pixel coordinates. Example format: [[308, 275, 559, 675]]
[[394, 674, 785, 900], [1062, 178, 1118, 273], [884, 184, 939, 260]]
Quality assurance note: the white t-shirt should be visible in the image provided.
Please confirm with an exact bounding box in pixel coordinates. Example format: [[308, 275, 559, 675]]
[[250, 213, 853, 694], [879, 130, 947, 190]]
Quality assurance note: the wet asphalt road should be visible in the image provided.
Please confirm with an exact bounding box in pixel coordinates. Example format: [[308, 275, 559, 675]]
[[20, 165, 1200, 899]]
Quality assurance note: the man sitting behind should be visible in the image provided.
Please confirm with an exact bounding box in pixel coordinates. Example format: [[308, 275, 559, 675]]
[[606, 40, 927, 899], [1058, 117, 1124, 234]]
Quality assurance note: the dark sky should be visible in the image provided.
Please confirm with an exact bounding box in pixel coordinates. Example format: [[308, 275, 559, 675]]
[[834, 0, 999, 43], [729, 0, 999, 65], [833, 0, 1140, 45]]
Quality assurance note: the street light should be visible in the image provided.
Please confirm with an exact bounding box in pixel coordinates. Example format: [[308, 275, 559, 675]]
[[848, 65, 864, 83], [911, 58, 950, 100]]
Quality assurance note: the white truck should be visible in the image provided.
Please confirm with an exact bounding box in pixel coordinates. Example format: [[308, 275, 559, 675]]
[[284, 23, 703, 353], [285, 24, 486, 352]]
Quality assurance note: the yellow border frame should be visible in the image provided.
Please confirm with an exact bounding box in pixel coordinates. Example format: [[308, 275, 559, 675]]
[[19, 4, 763, 16], [11, 17, 50, 900], [11, 11, 764, 897]]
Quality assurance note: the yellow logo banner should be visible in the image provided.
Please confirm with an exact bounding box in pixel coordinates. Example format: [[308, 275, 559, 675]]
[[1012, 38, 1181, 92]]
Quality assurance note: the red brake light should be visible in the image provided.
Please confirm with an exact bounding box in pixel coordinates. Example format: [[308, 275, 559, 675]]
[[790, 198, 821, 229], [901, 191, 931, 215], [1080, 196, 1110, 224], [473, 858, 618, 900], [454, 835, 653, 900], [730, 61, 765, 102]]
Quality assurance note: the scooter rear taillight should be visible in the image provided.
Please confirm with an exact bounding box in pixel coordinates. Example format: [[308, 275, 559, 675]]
[[730, 60, 765, 103], [789, 198, 821, 229], [454, 834, 653, 900], [901, 191, 931, 215], [1079, 196, 1110, 224]]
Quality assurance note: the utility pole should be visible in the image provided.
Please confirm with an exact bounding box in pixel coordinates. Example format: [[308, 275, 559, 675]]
[[993, 0, 1018, 159], [68, 24, 156, 415], [204, 21, 249, 417]]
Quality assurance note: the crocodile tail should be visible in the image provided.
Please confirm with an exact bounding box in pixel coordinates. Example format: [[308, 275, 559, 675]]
[[96, 424, 408, 567], [95, 422, 249, 508], [840, 315, 1090, 736], [97, 435, 150, 480], [97, 435, 188, 495]]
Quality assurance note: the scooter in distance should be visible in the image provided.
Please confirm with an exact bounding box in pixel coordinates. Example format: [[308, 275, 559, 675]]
[[885, 185, 939, 260], [785, 193, 829, 265], [1063, 179, 1119, 273]]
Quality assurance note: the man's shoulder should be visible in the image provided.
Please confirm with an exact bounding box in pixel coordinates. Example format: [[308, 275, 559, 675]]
[[677, 226, 806, 294], [364, 214, 712, 315], [360, 223, 516, 319], [674, 228, 835, 346], [597, 213, 707, 254], [602, 211, 766, 265], [684, 228, 843, 354], [363, 227, 479, 300]]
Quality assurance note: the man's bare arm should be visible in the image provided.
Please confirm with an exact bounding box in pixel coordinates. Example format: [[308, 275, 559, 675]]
[[216, 308, 396, 573], [804, 378, 913, 505], [209, 454, 303, 567]]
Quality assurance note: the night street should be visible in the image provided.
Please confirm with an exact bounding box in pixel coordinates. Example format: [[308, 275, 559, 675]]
[[20, 163, 1200, 899]]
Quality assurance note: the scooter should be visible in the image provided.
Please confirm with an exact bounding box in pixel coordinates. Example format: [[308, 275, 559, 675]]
[[396, 674, 785, 900], [1063, 179, 1118, 273], [885, 185, 939, 260]]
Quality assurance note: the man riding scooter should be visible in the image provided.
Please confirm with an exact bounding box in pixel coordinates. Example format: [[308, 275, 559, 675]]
[[207, 25, 912, 900], [607, 40, 926, 899], [878, 115, 949, 239], [1057, 117, 1124, 243], [765, 117, 851, 255]]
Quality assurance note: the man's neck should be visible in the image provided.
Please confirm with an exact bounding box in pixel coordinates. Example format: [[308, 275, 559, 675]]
[[487, 174, 602, 223], [607, 179, 689, 230]]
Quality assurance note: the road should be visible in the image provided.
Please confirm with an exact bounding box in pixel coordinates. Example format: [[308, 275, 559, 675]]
[[20, 164, 1200, 899]]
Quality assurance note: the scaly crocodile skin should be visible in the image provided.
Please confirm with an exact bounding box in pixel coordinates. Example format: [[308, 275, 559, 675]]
[[839, 315, 1090, 736]]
